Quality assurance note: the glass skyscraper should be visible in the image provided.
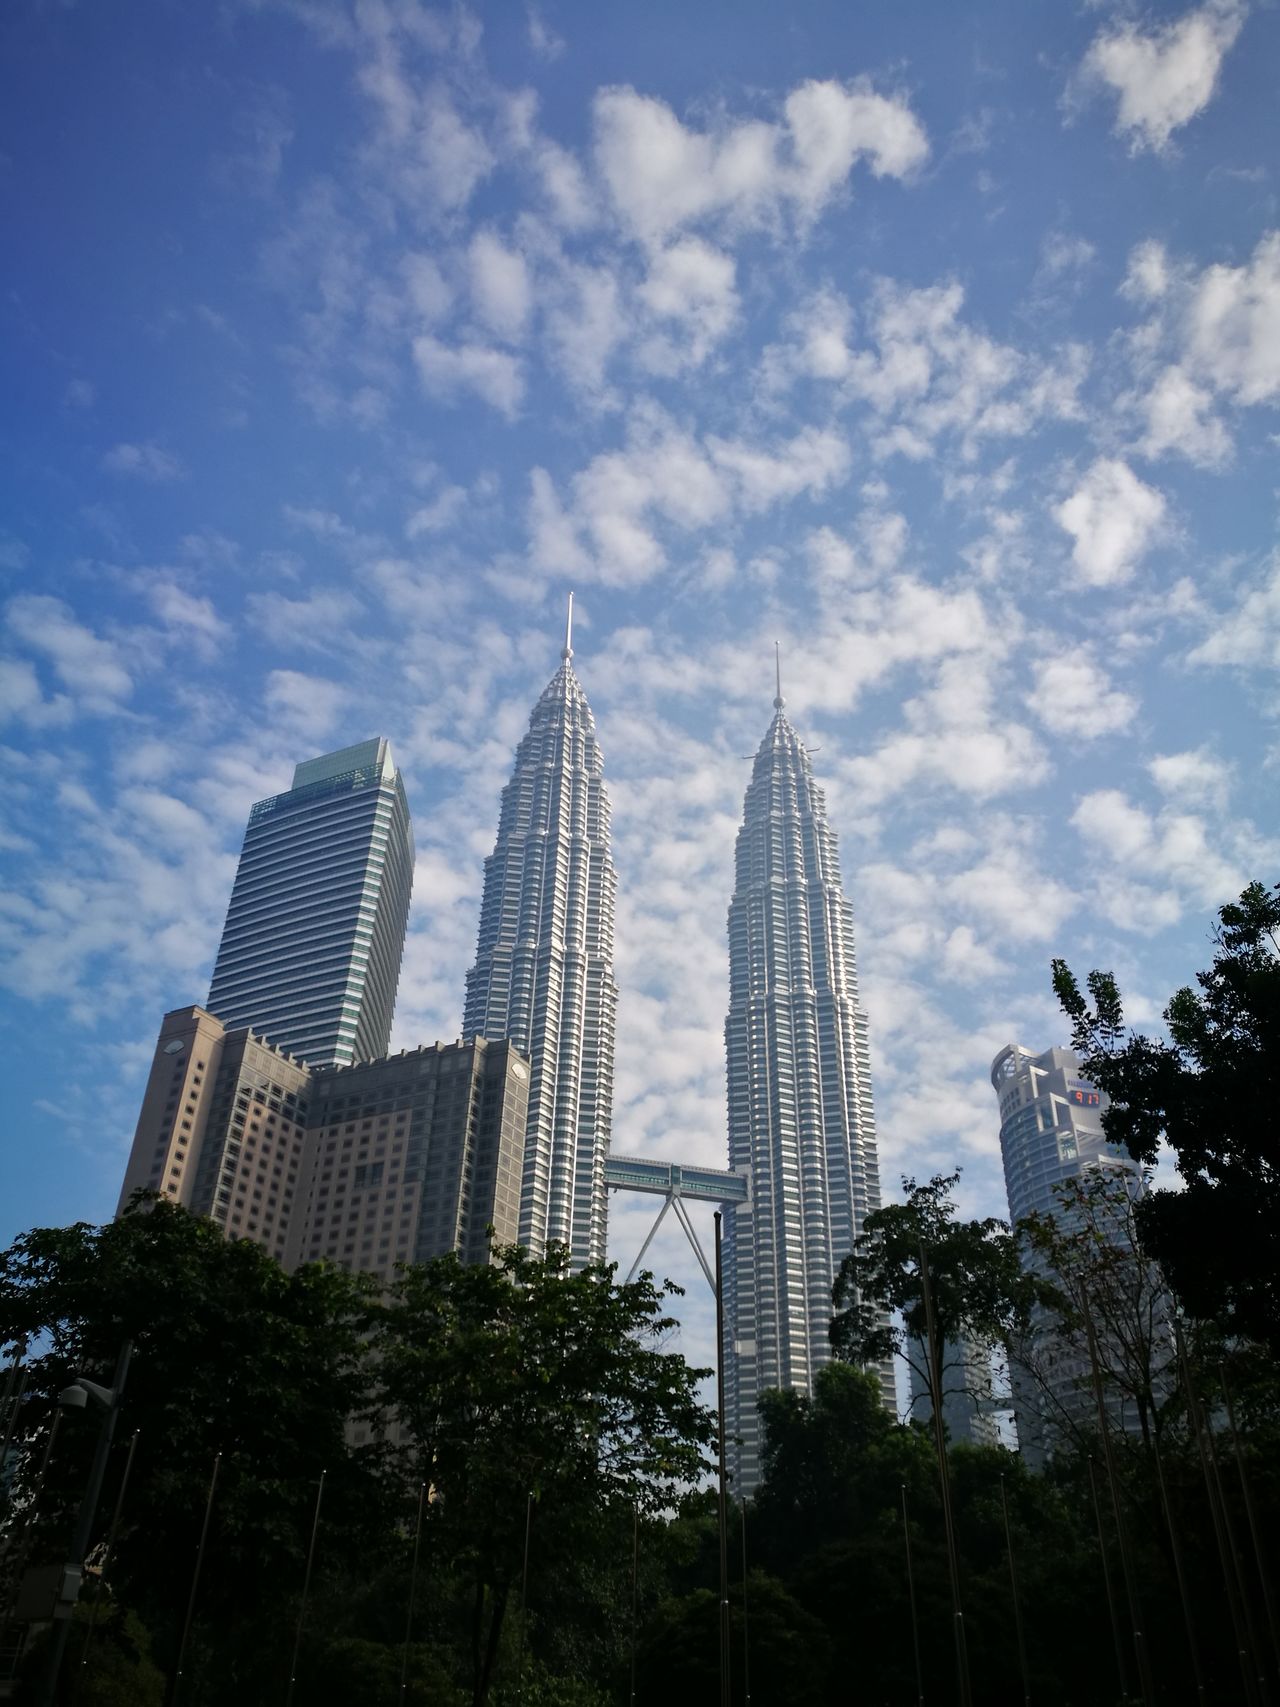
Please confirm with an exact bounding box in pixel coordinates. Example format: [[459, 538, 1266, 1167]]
[[207, 738, 414, 1068], [723, 681, 887, 1493], [463, 615, 617, 1268], [991, 1042, 1152, 1462]]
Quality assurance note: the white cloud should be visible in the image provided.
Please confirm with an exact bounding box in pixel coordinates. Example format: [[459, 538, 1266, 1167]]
[[707, 425, 849, 512], [1135, 364, 1231, 467], [263, 669, 348, 741], [526, 6, 565, 62], [592, 77, 927, 247], [1030, 655, 1138, 740], [1054, 458, 1167, 587], [769, 278, 1088, 458], [528, 415, 851, 585], [1118, 231, 1280, 459], [0, 658, 72, 728], [1184, 229, 1280, 406], [637, 238, 739, 371], [543, 259, 626, 397], [1121, 239, 1171, 304], [1148, 747, 1232, 811], [468, 230, 532, 342], [405, 486, 467, 537], [1186, 551, 1280, 669], [413, 334, 525, 419], [6, 595, 133, 712], [245, 587, 363, 649], [1079, 0, 1246, 153], [146, 581, 231, 655], [102, 442, 185, 482], [414, 89, 495, 210], [843, 655, 1047, 804], [1072, 787, 1246, 921], [403, 253, 453, 324]]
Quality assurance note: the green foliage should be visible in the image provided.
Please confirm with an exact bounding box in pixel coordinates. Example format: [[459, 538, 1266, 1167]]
[[0, 1211, 715, 1707], [1016, 1168, 1179, 1454], [15, 1602, 165, 1706], [373, 1243, 714, 1705], [1052, 879, 1280, 1350], [5, 1189, 1278, 1706], [830, 1171, 1041, 1417], [0, 1197, 393, 1703]]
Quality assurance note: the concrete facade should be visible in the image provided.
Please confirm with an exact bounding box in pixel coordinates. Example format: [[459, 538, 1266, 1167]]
[[119, 1006, 529, 1283]]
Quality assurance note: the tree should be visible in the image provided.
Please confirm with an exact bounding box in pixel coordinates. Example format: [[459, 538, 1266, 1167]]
[[1015, 1168, 1178, 1456], [1052, 879, 1280, 1352], [830, 1172, 1039, 1429], [373, 1244, 716, 1707], [0, 1198, 393, 1703]]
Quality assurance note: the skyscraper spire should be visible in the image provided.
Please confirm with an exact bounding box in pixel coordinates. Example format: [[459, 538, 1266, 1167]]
[[463, 615, 618, 1268], [722, 685, 888, 1492], [774, 640, 783, 710]]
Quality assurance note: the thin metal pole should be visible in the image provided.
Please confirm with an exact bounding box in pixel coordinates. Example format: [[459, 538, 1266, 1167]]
[[714, 1211, 731, 1707], [1177, 1325, 1260, 1707], [399, 1482, 426, 1701], [1000, 1474, 1031, 1707], [1087, 1454, 1129, 1705], [740, 1499, 751, 1707], [1150, 1426, 1206, 1705], [918, 1242, 971, 1707], [2, 1408, 62, 1618], [284, 1469, 326, 1707], [75, 1428, 141, 1697], [39, 1340, 133, 1707], [515, 1490, 534, 1702], [629, 1503, 639, 1707], [1079, 1280, 1155, 1707], [1205, 1402, 1270, 1706], [0, 1357, 26, 1485], [901, 1484, 924, 1707], [1222, 1364, 1280, 1679], [168, 1450, 220, 1707]]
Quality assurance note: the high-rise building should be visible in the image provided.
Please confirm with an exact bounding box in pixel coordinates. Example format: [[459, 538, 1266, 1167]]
[[462, 604, 618, 1268], [907, 1334, 1002, 1448], [723, 673, 888, 1493], [207, 738, 414, 1068], [990, 1043, 1152, 1463], [118, 1005, 529, 1283]]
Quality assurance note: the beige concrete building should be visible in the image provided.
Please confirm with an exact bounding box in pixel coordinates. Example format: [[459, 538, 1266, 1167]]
[[119, 1006, 529, 1281]]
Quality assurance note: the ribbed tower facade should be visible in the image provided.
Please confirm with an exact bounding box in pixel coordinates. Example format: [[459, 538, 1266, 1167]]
[[463, 615, 617, 1268], [207, 738, 414, 1068], [724, 684, 886, 1492]]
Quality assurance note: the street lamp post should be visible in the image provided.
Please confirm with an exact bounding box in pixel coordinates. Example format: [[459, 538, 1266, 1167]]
[[37, 1339, 132, 1707]]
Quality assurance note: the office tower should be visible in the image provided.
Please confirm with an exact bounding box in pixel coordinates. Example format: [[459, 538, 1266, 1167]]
[[990, 1043, 1152, 1463], [723, 669, 887, 1494], [207, 738, 414, 1068], [118, 1005, 529, 1284], [463, 603, 618, 1268], [907, 1334, 1001, 1448]]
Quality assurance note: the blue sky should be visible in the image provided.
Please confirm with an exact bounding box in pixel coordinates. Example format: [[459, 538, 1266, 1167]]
[[1, 0, 1277, 1370]]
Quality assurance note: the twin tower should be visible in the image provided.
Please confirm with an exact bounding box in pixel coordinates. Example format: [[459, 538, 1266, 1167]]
[[123, 613, 885, 1490]]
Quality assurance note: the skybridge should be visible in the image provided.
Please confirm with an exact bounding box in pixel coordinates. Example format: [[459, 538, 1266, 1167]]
[[603, 1153, 749, 1297]]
